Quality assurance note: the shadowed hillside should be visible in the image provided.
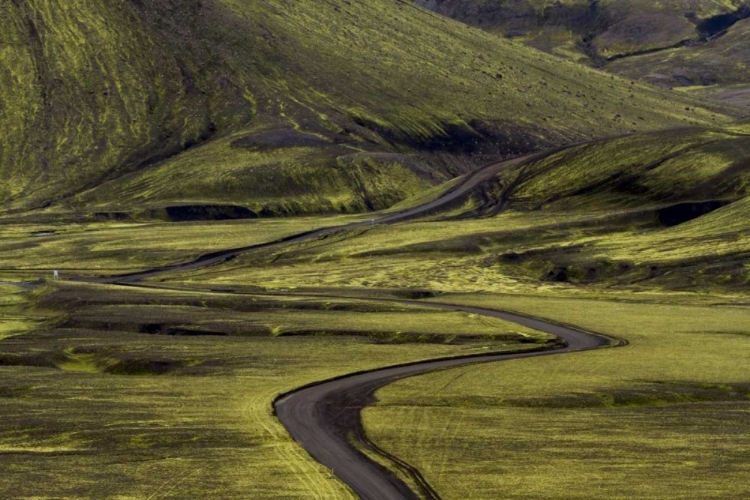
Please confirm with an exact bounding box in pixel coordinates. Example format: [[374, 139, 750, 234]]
[[414, 0, 750, 62], [0, 0, 727, 215], [414, 0, 750, 109], [421, 124, 750, 290], [607, 17, 750, 109]]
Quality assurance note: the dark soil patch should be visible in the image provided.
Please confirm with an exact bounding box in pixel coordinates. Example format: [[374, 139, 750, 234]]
[[0, 354, 56, 369], [350, 116, 548, 159], [138, 324, 228, 337], [656, 200, 729, 227], [164, 204, 258, 221], [390, 290, 439, 300], [104, 358, 185, 376], [94, 212, 132, 221]]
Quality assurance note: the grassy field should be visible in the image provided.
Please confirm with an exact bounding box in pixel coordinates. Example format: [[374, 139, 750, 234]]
[[363, 292, 750, 500], [0, 284, 48, 341], [0, 282, 550, 499], [0, 214, 372, 277], [169, 204, 750, 295]]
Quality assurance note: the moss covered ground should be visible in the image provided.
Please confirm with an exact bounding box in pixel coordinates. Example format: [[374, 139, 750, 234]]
[[1, 133, 749, 498], [0, 214, 367, 276], [0, 283, 547, 499], [0, 3, 748, 496], [364, 293, 750, 499], [415, 0, 750, 112], [163, 125, 749, 294]]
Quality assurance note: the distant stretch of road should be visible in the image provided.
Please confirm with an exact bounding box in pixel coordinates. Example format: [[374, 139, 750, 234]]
[[274, 300, 613, 500], [80, 152, 538, 284]]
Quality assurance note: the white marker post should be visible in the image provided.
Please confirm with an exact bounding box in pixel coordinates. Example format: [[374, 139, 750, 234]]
[[53, 270, 59, 280]]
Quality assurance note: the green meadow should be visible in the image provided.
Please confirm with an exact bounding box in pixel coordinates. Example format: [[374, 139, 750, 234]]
[[166, 125, 749, 294], [364, 293, 750, 499], [0, 1, 748, 498], [0, 282, 548, 499], [0, 214, 367, 276]]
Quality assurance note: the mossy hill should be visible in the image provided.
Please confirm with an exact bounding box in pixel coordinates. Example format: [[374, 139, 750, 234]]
[[1, 0, 727, 216]]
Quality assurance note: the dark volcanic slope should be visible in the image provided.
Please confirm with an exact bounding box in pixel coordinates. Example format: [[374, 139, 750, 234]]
[[414, 0, 750, 91], [607, 17, 750, 91], [274, 300, 612, 500], [1, 0, 725, 214]]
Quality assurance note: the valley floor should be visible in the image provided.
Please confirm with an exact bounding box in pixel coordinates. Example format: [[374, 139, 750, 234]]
[[1, 129, 748, 498]]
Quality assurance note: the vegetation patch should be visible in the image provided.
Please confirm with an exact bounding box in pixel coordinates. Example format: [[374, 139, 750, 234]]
[[364, 293, 750, 500]]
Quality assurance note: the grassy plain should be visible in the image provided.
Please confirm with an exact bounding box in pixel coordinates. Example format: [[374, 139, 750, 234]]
[[0, 214, 369, 277], [0, 282, 549, 499], [364, 293, 750, 500], [171, 205, 750, 294]]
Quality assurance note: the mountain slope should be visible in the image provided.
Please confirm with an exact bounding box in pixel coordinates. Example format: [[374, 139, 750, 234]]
[[607, 17, 750, 93], [452, 126, 750, 215], [0, 0, 727, 214], [413, 0, 750, 62], [413, 0, 750, 110]]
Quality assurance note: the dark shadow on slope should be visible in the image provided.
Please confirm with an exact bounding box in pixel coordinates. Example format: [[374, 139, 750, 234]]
[[164, 204, 259, 222], [350, 117, 551, 159], [656, 201, 730, 227], [230, 129, 334, 150], [696, 6, 750, 40], [104, 359, 185, 376]]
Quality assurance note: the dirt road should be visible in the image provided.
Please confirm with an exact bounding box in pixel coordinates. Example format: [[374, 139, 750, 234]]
[[61, 146, 621, 498], [274, 300, 614, 500]]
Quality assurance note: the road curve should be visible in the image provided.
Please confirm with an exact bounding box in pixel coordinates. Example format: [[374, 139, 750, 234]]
[[60, 141, 625, 498], [75, 152, 537, 284], [274, 300, 614, 500]]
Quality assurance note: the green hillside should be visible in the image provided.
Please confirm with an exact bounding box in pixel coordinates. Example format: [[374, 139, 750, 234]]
[[460, 126, 750, 214], [170, 124, 750, 294], [607, 18, 750, 106], [0, 0, 727, 215]]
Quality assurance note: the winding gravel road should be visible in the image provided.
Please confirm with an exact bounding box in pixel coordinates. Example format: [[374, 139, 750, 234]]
[[60, 147, 621, 499], [274, 301, 612, 500]]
